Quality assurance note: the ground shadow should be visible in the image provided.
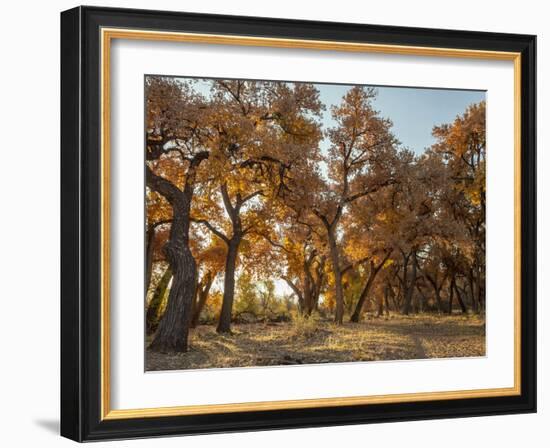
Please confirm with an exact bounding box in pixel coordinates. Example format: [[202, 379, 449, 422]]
[[33, 419, 59, 435]]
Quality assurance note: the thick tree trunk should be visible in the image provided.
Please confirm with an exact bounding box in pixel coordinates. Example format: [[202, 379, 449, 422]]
[[146, 267, 172, 335], [147, 162, 203, 353], [217, 236, 241, 333], [148, 197, 196, 352], [327, 229, 344, 324]]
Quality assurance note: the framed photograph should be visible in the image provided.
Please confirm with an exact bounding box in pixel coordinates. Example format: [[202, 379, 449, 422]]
[[60, 6, 536, 442]]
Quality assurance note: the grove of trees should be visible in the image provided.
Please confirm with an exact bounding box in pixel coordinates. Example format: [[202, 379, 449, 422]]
[[145, 76, 486, 353]]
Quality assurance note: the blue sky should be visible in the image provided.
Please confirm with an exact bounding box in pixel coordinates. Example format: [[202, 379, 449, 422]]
[[316, 84, 485, 154], [186, 77, 485, 155]]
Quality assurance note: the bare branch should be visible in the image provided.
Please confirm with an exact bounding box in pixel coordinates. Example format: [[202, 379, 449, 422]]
[[192, 218, 230, 244]]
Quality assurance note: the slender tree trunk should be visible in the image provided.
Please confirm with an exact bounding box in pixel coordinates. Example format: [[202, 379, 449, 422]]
[[350, 254, 390, 322], [468, 269, 479, 313], [327, 229, 344, 324], [435, 287, 443, 314], [145, 224, 156, 293], [388, 283, 398, 312], [416, 283, 427, 313], [312, 256, 326, 313], [448, 276, 455, 315], [146, 267, 172, 335], [191, 271, 214, 328], [453, 279, 467, 313], [402, 251, 417, 315], [217, 236, 241, 333], [377, 292, 384, 317], [475, 261, 484, 312], [283, 277, 304, 313], [302, 262, 313, 316]]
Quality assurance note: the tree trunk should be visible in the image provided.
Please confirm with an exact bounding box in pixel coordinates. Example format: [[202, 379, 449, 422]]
[[145, 224, 156, 293], [350, 254, 390, 322], [475, 261, 484, 312], [416, 283, 427, 313], [191, 271, 214, 328], [312, 256, 326, 313], [327, 229, 344, 324], [448, 276, 455, 314], [217, 236, 241, 333], [402, 251, 416, 315], [146, 267, 172, 335], [149, 207, 196, 352], [148, 175, 197, 353], [377, 290, 384, 317], [302, 263, 313, 316], [435, 287, 443, 313], [468, 269, 479, 313], [453, 279, 467, 313]]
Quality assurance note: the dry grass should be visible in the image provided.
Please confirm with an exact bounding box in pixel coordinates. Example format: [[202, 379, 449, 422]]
[[145, 313, 485, 371]]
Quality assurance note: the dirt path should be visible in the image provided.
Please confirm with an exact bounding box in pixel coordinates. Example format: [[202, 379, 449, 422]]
[[146, 314, 486, 371]]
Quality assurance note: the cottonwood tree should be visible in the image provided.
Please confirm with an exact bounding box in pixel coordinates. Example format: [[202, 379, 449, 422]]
[[145, 77, 211, 352], [341, 192, 394, 322], [309, 86, 398, 324], [266, 217, 327, 316], [432, 101, 486, 312], [192, 80, 323, 333]]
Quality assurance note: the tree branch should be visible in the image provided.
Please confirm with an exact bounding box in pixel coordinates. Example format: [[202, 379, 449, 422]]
[[192, 219, 230, 244], [282, 276, 303, 302], [145, 164, 181, 204]]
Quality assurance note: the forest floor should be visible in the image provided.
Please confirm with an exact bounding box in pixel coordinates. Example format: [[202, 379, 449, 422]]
[[145, 313, 485, 371]]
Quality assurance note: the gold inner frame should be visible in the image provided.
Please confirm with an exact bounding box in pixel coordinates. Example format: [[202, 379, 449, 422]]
[[100, 27, 522, 420]]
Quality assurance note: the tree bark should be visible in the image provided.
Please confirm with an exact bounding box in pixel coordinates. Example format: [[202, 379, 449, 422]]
[[402, 250, 417, 315], [191, 271, 215, 328], [217, 236, 241, 333], [146, 153, 206, 352], [146, 267, 172, 335], [350, 253, 391, 322], [453, 279, 467, 313], [467, 269, 478, 313], [448, 276, 455, 314], [145, 219, 171, 294], [149, 196, 196, 352], [327, 229, 345, 324], [145, 224, 156, 293]]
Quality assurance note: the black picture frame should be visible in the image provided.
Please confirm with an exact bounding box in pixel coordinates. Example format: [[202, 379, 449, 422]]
[[61, 5, 536, 442]]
